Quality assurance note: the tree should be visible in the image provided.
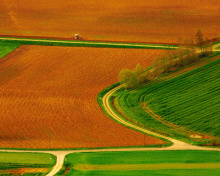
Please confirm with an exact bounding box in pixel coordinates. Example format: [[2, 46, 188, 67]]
[[160, 52, 170, 73], [134, 63, 147, 84], [167, 52, 175, 69], [195, 29, 204, 52], [183, 38, 190, 55], [118, 63, 149, 89], [176, 47, 183, 66], [134, 63, 143, 75], [118, 69, 134, 83], [118, 68, 139, 89], [205, 37, 213, 53]]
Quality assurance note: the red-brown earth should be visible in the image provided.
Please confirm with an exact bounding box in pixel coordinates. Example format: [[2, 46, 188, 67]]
[[0, 45, 169, 148], [0, 0, 219, 43]]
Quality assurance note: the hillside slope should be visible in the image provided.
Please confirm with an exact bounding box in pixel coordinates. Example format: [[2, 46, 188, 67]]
[[114, 53, 220, 145]]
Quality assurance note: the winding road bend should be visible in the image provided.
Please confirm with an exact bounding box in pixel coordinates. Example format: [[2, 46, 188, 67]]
[[0, 41, 219, 176], [1, 80, 219, 176]]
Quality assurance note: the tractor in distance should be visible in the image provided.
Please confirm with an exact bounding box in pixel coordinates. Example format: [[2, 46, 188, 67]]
[[72, 34, 82, 40]]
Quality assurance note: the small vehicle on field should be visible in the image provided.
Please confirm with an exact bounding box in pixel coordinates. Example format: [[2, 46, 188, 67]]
[[72, 34, 82, 40]]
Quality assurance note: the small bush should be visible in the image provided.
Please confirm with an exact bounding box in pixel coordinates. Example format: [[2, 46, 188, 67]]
[[210, 137, 220, 146]]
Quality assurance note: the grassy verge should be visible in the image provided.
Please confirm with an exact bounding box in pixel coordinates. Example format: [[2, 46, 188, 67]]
[[213, 41, 220, 45], [0, 152, 56, 175], [114, 52, 220, 146], [0, 152, 56, 167], [0, 41, 20, 58], [59, 150, 220, 176], [0, 37, 178, 49]]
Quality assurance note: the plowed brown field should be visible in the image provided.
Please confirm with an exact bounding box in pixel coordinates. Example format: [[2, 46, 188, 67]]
[[0, 0, 219, 43], [0, 45, 169, 149], [1, 168, 48, 175]]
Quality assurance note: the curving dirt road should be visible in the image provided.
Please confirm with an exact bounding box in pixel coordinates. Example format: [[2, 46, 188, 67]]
[[102, 84, 220, 151], [0, 41, 219, 176], [1, 78, 219, 176]]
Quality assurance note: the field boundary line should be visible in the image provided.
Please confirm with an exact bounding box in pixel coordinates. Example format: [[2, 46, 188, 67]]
[[0, 37, 179, 49]]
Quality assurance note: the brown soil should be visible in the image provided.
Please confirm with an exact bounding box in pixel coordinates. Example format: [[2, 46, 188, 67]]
[[0, 168, 48, 175], [0, 0, 219, 43], [0, 45, 168, 149]]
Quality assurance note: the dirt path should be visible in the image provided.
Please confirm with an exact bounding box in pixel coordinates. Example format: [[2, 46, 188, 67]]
[[102, 84, 220, 151], [0, 42, 219, 176], [102, 43, 219, 150], [213, 43, 220, 51]]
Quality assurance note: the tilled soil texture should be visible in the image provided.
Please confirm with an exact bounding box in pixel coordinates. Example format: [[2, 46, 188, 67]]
[[0, 0, 219, 43], [0, 45, 169, 149], [0, 168, 49, 175]]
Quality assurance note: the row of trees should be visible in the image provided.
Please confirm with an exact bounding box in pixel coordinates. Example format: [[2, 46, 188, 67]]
[[195, 29, 213, 52], [118, 30, 214, 89], [118, 63, 150, 89]]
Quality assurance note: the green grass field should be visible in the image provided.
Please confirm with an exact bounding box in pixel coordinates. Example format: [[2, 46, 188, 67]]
[[0, 37, 178, 50], [0, 41, 20, 59], [0, 152, 55, 171], [143, 59, 220, 136], [109, 52, 220, 145], [62, 150, 220, 176], [65, 169, 220, 176]]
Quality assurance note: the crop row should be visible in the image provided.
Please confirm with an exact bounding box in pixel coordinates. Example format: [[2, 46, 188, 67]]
[[143, 60, 220, 136], [116, 90, 180, 138], [114, 55, 220, 144]]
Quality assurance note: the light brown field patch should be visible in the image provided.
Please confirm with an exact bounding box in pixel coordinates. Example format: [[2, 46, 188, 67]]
[[0, 168, 49, 175], [0, 45, 169, 148], [0, 0, 219, 43]]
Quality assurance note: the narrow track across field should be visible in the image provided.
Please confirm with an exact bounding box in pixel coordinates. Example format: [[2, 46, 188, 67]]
[[0, 37, 178, 49]]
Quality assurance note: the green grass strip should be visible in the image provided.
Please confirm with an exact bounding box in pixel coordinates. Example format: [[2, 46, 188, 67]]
[[63, 150, 220, 176], [67, 169, 220, 176], [0, 41, 20, 58], [0, 152, 56, 169], [0, 37, 178, 49]]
